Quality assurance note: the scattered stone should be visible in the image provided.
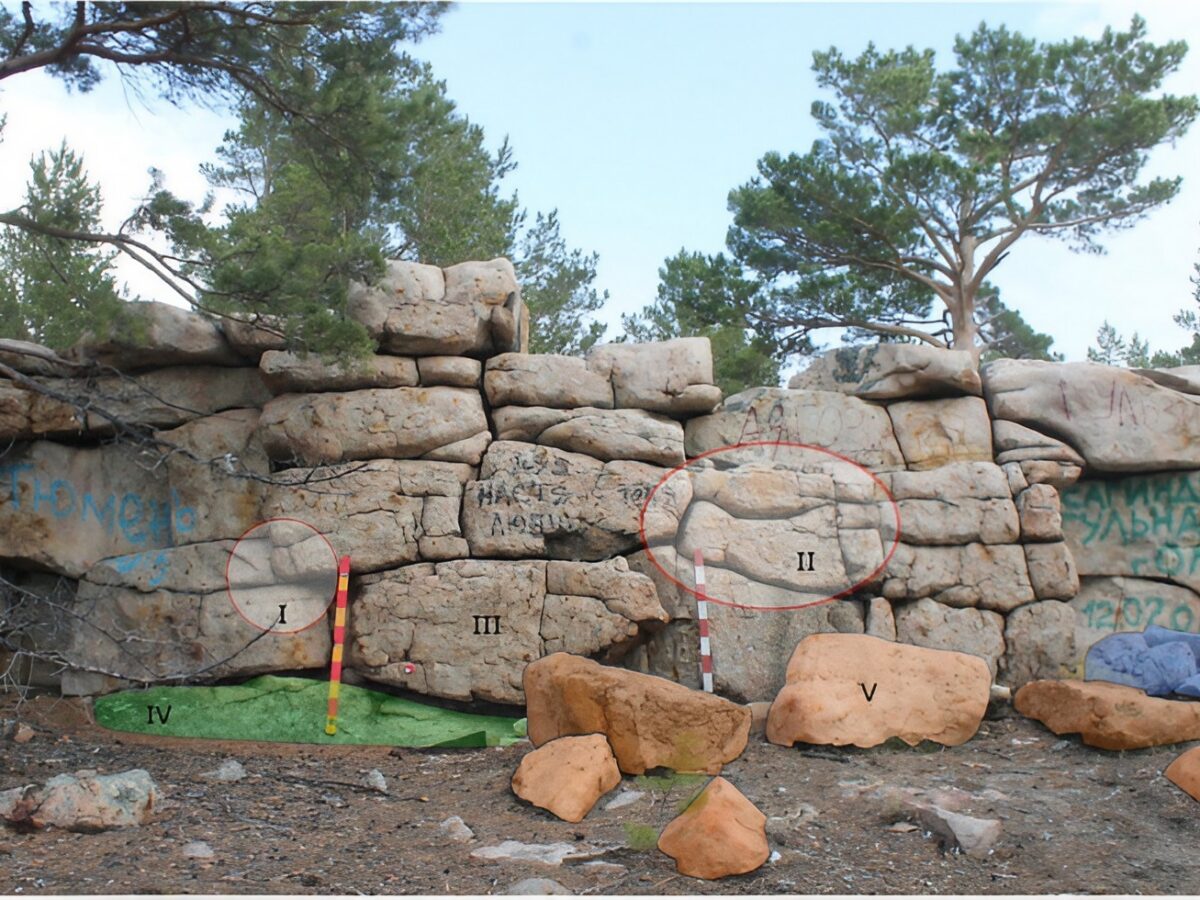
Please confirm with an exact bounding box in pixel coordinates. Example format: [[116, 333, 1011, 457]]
[[0, 768, 159, 832], [365, 769, 388, 794], [1165, 745, 1200, 802], [202, 760, 246, 783], [182, 840, 215, 859], [786, 345, 981, 400], [512, 734, 621, 823], [13, 723, 34, 744], [439, 815, 475, 843], [767, 633, 991, 749], [502, 878, 572, 895], [746, 701, 772, 736], [578, 861, 627, 878], [524, 653, 751, 775], [886, 821, 919, 833], [470, 841, 593, 866], [603, 790, 645, 811], [908, 804, 1001, 859], [1014, 679, 1200, 749], [657, 777, 769, 880]]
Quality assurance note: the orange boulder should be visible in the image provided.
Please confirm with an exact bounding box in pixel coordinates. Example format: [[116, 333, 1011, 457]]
[[657, 777, 768, 880], [523, 653, 750, 775], [766, 633, 990, 749], [511, 734, 621, 823], [1165, 745, 1200, 801], [1015, 679, 1200, 750]]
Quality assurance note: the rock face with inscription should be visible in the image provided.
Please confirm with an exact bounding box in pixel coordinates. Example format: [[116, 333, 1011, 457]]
[[463, 441, 667, 560], [766, 633, 991, 748], [524, 653, 751, 774], [983, 359, 1200, 472], [1061, 470, 1200, 594], [685, 388, 905, 470]]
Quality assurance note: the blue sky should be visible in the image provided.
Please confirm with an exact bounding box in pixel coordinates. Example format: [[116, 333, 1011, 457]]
[[1, 1, 1198, 368]]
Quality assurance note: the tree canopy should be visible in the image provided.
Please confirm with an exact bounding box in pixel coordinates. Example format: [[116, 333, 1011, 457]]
[[726, 16, 1196, 359]]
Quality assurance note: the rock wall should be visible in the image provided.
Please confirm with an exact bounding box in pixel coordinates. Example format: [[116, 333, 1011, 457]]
[[3, 262, 1199, 706]]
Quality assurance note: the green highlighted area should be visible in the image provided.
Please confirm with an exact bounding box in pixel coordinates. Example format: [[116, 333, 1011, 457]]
[[94, 675, 525, 747]]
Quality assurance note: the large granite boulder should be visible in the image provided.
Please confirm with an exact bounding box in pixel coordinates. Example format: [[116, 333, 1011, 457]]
[[492, 406, 684, 466], [462, 441, 669, 560], [2, 367, 271, 440], [257, 387, 489, 466], [261, 460, 475, 571], [587, 338, 721, 416], [67, 301, 242, 370], [156, 408, 269, 544], [259, 351, 418, 394], [787, 344, 981, 400], [992, 420, 1086, 467], [1001, 601, 1077, 687], [347, 259, 526, 356], [766, 634, 991, 748], [880, 462, 1018, 545], [59, 574, 330, 696], [484, 354, 613, 409], [886, 396, 993, 471], [685, 388, 904, 470], [894, 598, 1005, 678], [882, 543, 1035, 612], [348, 559, 667, 705], [524, 652, 750, 774], [983, 360, 1200, 472]]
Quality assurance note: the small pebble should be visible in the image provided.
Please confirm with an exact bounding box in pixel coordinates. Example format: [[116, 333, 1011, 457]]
[[13, 724, 35, 744], [439, 815, 474, 843], [182, 841, 214, 859], [202, 760, 246, 782], [365, 769, 388, 794]]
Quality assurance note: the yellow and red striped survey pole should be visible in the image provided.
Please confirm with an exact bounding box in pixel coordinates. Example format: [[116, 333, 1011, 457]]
[[325, 555, 351, 735]]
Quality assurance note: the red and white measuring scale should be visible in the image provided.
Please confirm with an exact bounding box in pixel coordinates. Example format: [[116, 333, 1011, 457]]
[[693, 549, 713, 693]]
